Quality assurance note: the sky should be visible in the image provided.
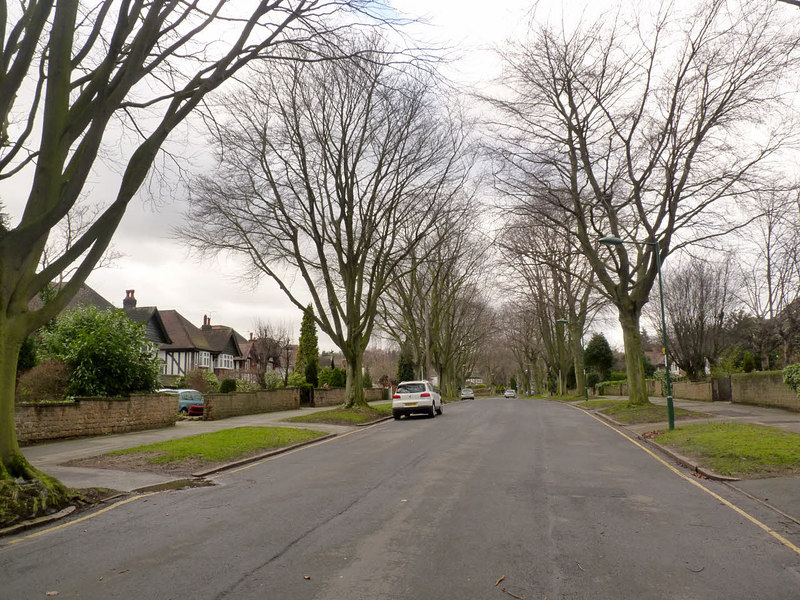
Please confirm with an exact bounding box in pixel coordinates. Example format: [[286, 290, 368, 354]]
[[4, 0, 539, 348], [8, 1, 793, 349]]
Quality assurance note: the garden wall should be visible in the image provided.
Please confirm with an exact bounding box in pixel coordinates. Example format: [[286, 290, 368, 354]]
[[730, 372, 800, 412], [311, 387, 384, 408], [595, 380, 660, 397], [16, 394, 178, 444], [671, 381, 712, 402], [203, 388, 300, 420]]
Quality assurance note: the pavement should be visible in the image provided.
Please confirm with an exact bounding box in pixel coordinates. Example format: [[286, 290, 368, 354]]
[[18, 396, 800, 526]]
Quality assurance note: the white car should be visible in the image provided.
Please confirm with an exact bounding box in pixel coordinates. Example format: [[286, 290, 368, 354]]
[[392, 380, 442, 419], [504, 389, 516, 398]]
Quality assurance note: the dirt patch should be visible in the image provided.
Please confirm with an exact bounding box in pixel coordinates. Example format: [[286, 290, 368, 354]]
[[66, 452, 216, 478]]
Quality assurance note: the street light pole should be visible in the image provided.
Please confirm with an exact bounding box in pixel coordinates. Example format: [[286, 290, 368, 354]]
[[556, 318, 589, 401], [599, 236, 675, 430]]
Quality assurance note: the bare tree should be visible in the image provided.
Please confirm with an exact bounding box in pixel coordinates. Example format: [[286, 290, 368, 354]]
[[739, 190, 800, 367], [251, 320, 294, 387], [647, 256, 739, 380], [379, 207, 492, 399], [0, 0, 390, 512], [182, 40, 473, 408], [489, 0, 799, 404]]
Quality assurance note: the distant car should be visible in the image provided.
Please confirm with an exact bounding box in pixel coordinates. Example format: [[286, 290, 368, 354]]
[[503, 389, 516, 398], [392, 380, 442, 419], [158, 388, 205, 414], [460, 388, 475, 400]]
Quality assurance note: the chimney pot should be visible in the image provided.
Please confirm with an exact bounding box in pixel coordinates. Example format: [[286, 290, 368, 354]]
[[123, 289, 137, 309]]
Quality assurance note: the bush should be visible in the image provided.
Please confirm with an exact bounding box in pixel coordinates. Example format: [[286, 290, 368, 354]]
[[304, 360, 319, 388], [784, 364, 800, 394], [287, 371, 306, 387], [363, 368, 373, 389], [261, 371, 284, 390], [17, 336, 38, 376], [318, 366, 346, 388], [38, 306, 160, 397], [15, 360, 70, 403], [219, 378, 237, 393], [235, 379, 257, 392], [610, 371, 628, 381], [176, 368, 219, 394], [586, 372, 601, 389]]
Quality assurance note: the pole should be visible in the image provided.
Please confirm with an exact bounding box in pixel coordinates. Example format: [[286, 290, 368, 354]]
[[653, 242, 675, 430]]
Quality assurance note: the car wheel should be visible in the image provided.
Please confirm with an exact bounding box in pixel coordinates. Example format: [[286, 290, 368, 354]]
[[179, 407, 188, 414], [429, 404, 436, 418], [436, 401, 443, 415], [393, 410, 402, 420]]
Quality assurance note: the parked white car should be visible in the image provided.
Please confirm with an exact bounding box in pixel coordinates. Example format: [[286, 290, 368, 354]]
[[504, 389, 516, 398], [392, 380, 442, 419]]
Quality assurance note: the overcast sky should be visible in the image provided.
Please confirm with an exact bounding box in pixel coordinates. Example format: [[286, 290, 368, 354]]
[[10, 0, 787, 349]]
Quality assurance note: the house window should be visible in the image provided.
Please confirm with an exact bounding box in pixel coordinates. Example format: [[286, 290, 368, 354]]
[[216, 353, 234, 370], [198, 351, 211, 368]]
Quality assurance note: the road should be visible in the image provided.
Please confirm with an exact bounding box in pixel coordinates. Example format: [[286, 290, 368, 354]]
[[2, 398, 800, 599]]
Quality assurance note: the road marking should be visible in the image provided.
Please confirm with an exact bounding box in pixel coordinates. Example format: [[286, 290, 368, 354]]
[[576, 405, 800, 557], [5, 492, 158, 546]]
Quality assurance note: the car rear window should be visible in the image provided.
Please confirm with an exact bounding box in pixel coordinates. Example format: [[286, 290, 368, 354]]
[[397, 383, 425, 394]]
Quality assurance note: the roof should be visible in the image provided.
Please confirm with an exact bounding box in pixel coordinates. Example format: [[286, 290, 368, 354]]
[[124, 306, 173, 345], [158, 310, 212, 351], [27, 282, 115, 313], [204, 325, 246, 357]]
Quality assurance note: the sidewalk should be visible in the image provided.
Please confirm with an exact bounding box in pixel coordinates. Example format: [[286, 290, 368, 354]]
[[599, 396, 800, 523], [21, 405, 358, 492]]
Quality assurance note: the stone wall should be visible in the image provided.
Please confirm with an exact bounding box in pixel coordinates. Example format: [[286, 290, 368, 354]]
[[731, 372, 800, 412], [671, 381, 712, 402], [311, 387, 384, 407], [16, 394, 178, 444], [203, 388, 300, 420]]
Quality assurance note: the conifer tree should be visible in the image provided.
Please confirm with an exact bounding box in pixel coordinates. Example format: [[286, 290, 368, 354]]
[[296, 305, 320, 386]]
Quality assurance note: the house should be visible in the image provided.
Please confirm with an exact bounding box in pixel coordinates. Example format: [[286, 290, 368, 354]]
[[28, 282, 115, 313], [200, 315, 247, 375]]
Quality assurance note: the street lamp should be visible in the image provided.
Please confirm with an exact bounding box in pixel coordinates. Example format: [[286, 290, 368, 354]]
[[556, 318, 589, 401], [599, 235, 675, 430]]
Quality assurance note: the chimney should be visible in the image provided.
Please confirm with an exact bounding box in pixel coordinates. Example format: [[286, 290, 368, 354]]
[[202, 314, 212, 330], [123, 289, 137, 309]]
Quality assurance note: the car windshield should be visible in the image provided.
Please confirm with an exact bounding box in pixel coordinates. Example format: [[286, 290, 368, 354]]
[[397, 383, 425, 394], [463, 389, 472, 393]]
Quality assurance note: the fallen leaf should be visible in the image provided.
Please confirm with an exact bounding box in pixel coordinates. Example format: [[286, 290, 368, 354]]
[[304, 576, 311, 580], [45, 593, 58, 597], [495, 575, 506, 586]]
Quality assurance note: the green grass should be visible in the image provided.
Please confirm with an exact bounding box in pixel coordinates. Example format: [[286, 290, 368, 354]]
[[108, 427, 327, 464], [657, 423, 800, 478], [286, 403, 392, 426], [578, 399, 626, 410], [600, 402, 709, 424]]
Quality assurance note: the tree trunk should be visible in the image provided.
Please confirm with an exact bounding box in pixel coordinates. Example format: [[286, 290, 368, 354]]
[[0, 319, 72, 526], [570, 324, 587, 398], [343, 350, 367, 408], [619, 309, 649, 406]]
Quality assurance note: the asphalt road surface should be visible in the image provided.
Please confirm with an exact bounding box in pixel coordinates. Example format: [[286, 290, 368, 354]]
[[3, 398, 800, 599]]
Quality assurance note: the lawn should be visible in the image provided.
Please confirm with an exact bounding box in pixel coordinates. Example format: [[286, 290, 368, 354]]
[[656, 423, 800, 478], [108, 426, 327, 464], [578, 399, 626, 410], [286, 403, 392, 426], [600, 402, 709, 424]]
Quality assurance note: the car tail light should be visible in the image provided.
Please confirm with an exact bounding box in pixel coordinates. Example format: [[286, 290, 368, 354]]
[[393, 394, 400, 399], [420, 392, 430, 397]]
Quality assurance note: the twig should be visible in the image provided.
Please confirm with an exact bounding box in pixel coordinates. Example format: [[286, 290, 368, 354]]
[[500, 587, 525, 600]]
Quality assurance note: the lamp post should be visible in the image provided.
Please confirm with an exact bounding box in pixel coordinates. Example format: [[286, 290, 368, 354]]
[[599, 235, 674, 430], [556, 318, 589, 401]]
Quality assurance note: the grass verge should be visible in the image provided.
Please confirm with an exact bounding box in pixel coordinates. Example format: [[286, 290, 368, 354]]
[[655, 423, 800, 478], [600, 402, 709, 424], [286, 403, 392, 426], [108, 427, 327, 464], [578, 399, 626, 410]]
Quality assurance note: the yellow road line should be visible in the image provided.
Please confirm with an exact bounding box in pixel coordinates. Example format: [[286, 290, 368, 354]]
[[576, 405, 800, 556], [6, 492, 158, 546], [4, 421, 385, 546]]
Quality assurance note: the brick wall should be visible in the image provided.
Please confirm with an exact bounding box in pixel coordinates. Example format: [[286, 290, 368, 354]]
[[311, 387, 384, 407], [672, 381, 712, 402], [16, 394, 178, 444], [731, 372, 800, 412], [203, 388, 300, 420]]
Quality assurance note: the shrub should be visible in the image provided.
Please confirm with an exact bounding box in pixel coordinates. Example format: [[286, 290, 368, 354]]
[[304, 360, 319, 388], [287, 371, 306, 387], [15, 360, 70, 403], [318, 366, 346, 388], [219, 378, 237, 393], [362, 368, 373, 389], [784, 364, 800, 394], [586, 372, 601, 389], [235, 379, 257, 392], [17, 336, 38, 376], [261, 371, 284, 390], [38, 306, 160, 397], [610, 371, 628, 381], [176, 368, 219, 393]]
